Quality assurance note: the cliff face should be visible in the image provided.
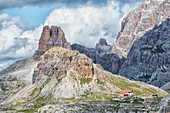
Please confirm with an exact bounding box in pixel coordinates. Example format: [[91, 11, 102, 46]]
[[119, 18, 170, 87], [34, 26, 71, 59], [33, 47, 94, 84], [112, 0, 170, 58], [72, 38, 120, 74], [71, 0, 170, 89]]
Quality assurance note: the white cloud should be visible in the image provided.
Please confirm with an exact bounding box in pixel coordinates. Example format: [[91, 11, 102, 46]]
[[44, 0, 121, 47], [0, 13, 42, 61], [0, 0, 144, 68]]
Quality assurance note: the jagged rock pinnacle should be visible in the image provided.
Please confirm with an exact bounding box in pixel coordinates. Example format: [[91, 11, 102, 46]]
[[34, 25, 71, 60]]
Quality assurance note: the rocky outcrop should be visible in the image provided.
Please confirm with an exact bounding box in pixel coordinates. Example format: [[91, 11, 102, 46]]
[[72, 38, 120, 74], [162, 82, 170, 93], [112, 0, 170, 58], [33, 26, 71, 60], [33, 47, 94, 83], [119, 18, 170, 87], [70, 0, 170, 88], [159, 95, 170, 113]]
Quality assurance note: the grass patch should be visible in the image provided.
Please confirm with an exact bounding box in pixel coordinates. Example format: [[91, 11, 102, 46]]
[[29, 88, 39, 96], [9, 77, 17, 81], [57, 79, 62, 84], [80, 78, 92, 84], [32, 93, 58, 108], [17, 109, 38, 113], [97, 78, 104, 85]]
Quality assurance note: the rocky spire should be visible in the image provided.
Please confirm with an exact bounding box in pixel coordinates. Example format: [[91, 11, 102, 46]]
[[34, 25, 71, 59], [112, 0, 170, 58], [96, 38, 109, 46]]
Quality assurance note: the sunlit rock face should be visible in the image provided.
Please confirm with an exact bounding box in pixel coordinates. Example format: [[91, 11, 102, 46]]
[[33, 47, 94, 84], [112, 0, 170, 58], [34, 26, 71, 60]]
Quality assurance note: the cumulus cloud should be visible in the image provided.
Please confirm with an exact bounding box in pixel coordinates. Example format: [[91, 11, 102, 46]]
[[0, 0, 145, 68], [44, 1, 121, 47], [0, 13, 42, 65]]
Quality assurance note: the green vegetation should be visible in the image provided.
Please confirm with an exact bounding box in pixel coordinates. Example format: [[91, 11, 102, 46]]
[[97, 78, 104, 85], [133, 97, 144, 104], [57, 78, 62, 84], [16, 109, 38, 113], [104, 72, 162, 97], [30, 88, 39, 96], [133, 90, 143, 96], [151, 97, 162, 105], [9, 77, 17, 81], [105, 74, 144, 96], [153, 97, 162, 102], [1, 80, 26, 95], [30, 93, 57, 109], [80, 78, 92, 84]]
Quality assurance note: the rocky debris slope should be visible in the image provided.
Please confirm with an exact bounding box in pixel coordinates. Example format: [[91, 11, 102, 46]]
[[72, 38, 120, 74], [0, 59, 35, 76], [119, 18, 170, 87], [34, 26, 71, 60], [159, 95, 170, 113], [38, 100, 162, 113], [0, 58, 37, 103], [112, 0, 170, 58]]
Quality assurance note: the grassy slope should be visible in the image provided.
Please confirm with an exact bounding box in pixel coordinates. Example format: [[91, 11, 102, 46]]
[[103, 70, 168, 97]]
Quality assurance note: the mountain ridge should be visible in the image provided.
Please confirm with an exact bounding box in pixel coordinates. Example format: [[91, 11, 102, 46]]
[[0, 0, 170, 112], [0, 26, 168, 112]]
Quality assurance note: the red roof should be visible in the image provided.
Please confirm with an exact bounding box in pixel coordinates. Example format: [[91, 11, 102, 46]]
[[120, 90, 133, 94]]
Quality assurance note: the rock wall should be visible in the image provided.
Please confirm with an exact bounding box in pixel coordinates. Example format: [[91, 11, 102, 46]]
[[33, 47, 94, 84], [119, 18, 170, 87], [112, 0, 170, 58], [34, 26, 71, 60], [72, 38, 120, 74]]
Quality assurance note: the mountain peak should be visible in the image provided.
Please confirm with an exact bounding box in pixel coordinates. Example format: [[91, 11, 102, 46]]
[[112, 0, 170, 58], [97, 38, 109, 46], [34, 25, 71, 59], [33, 46, 94, 83]]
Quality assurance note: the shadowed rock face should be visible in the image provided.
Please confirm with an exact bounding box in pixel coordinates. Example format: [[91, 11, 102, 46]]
[[71, 38, 121, 74], [34, 26, 71, 60], [112, 0, 170, 58], [119, 18, 170, 87]]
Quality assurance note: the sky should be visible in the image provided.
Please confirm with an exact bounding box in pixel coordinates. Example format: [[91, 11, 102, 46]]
[[0, 0, 145, 68]]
